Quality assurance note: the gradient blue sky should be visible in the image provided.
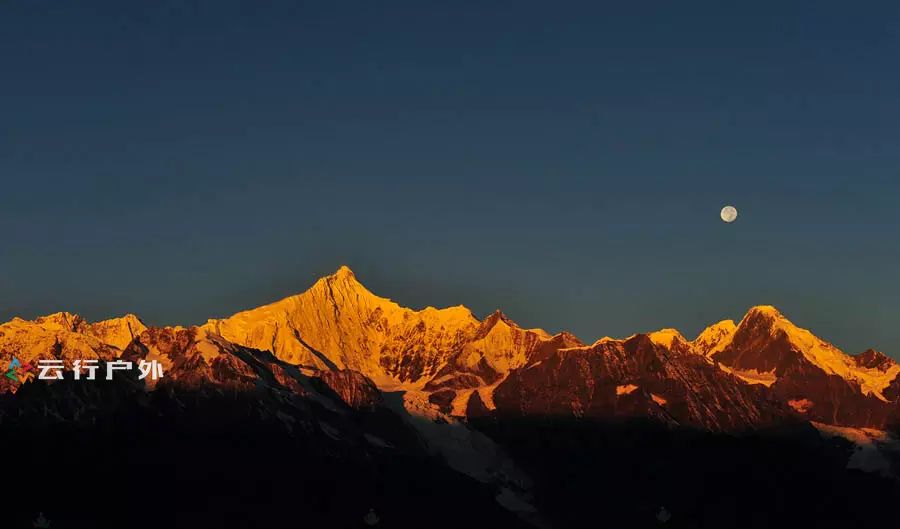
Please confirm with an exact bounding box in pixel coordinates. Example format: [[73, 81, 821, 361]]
[[2, 1, 899, 355]]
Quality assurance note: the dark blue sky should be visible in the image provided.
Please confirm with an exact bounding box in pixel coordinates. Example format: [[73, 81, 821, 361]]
[[2, 1, 899, 355]]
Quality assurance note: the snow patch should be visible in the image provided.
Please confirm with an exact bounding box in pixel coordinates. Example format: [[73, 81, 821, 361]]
[[495, 487, 537, 514], [477, 383, 500, 411], [812, 422, 900, 476], [382, 390, 536, 521], [616, 384, 639, 396], [318, 421, 342, 441], [450, 389, 476, 417], [648, 329, 686, 348], [742, 307, 899, 400], [718, 365, 778, 387], [363, 433, 393, 448], [691, 319, 737, 357], [788, 398, 814, 413]]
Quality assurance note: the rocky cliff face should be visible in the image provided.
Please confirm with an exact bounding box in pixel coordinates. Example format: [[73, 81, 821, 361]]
[[0, 312, 143, 366], [4, 268, 900, 432], [697, 306, 900, 428], [492, 334, 789, 432], [1, 319, 528, 529], [0, 312, 147, 394], [201, 266, 583, 421], [203, 266, 481, 388], [4, 267, 900, 528]]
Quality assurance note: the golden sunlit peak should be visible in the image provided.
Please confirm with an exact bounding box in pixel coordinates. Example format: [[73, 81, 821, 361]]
[[746, 305, 785, 318], [37, 311, 81, 322], [309, 265, 368, 293], [332, 265, 356, 278], [648, 328, 687, 347], [34, 311, 84, 331], [121, 313, 146, 324]]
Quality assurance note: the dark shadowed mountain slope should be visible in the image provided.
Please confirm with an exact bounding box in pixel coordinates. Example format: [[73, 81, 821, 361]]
[[4, 268, 900, 527], [491, 334, 791, 432], [707, 306, 899, 428], [1, 325, 530, 529]]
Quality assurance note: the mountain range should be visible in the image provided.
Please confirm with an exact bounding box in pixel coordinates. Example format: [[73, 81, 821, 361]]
[[3, 266, 900, 528]]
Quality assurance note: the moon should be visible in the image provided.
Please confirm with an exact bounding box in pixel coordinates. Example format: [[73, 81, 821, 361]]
[[720, 205, 738, 223]]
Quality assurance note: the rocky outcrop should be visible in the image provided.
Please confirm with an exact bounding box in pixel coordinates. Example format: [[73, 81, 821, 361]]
[[318, 369, 383, 410], [4, 268, 900, 529], [203, 266, 481, 387], [4, 268, 900, 431], [492, 334, 790, 432], [704, 306, 900, 427]]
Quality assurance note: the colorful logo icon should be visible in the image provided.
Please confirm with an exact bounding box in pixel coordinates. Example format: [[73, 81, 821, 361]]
[[5, 356, 35, 385]]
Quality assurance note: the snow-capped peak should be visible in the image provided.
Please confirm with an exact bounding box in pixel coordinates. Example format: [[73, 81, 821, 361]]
[[333, 264, 355, 278], [648, 328, 688, 348], [744, 305, 785, 319], [691, 319, 737, 357], [854, 349, 896, 372], [720, 306, 900, 401], [34, 311, 85, 332]]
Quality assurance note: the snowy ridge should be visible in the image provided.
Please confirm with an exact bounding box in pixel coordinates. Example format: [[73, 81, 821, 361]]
[[0, 312, 147, 368], [648, 328, 687, 348], [203, 265, 482, 389], [691, 319, 737, 357], [3, 268, 900, 432], [730, 306, 900, 400]]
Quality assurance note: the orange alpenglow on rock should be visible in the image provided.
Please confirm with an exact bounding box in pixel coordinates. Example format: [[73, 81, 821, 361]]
[[0, 312, 147, 365], [2, 266, 899, 432]]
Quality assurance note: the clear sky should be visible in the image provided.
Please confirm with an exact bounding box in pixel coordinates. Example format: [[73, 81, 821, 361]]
[[2, 1, 899, 356]]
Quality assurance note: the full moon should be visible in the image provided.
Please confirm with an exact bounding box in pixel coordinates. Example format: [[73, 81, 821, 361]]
[[720, 205, 738, 223]]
